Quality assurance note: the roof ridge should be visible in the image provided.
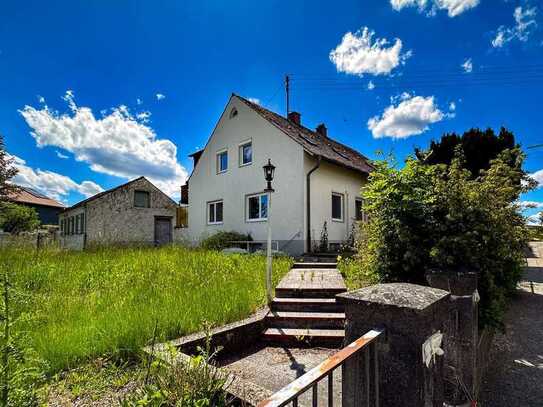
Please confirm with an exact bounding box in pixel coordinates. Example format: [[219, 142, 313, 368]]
[[236, 95, 374, 174]]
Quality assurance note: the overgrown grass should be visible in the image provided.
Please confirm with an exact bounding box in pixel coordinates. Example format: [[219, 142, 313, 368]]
[[337, 255, 378, 290], [0, 245, 292, 374]]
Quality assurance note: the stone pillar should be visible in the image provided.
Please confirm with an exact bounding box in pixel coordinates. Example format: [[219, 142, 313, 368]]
[[337, 283, 450, 407], [426, 271, 479, 404]]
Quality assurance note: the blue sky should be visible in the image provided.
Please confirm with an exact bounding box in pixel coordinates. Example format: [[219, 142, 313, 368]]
[[1, 0, 543, 219]]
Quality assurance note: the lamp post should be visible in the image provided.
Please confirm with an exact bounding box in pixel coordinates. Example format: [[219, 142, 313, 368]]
[[263, 159, 276, 304]]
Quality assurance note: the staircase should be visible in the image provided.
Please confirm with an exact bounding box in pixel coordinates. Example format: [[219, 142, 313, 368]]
[[263, 258, 347, 347]]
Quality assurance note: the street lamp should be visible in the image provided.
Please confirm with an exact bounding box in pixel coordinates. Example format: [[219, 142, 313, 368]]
[[263, 159, 275, 304]]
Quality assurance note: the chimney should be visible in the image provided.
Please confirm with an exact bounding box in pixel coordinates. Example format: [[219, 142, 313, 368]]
[[287, 111, 301, 125], [316, 123, 327, 137]]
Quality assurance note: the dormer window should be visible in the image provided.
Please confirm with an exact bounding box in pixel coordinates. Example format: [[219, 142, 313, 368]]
[[217, 149, 228, 173], [229, 108, 238, 119]]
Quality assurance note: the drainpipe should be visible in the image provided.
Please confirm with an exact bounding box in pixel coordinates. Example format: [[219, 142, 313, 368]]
[[306, 156, 321, 253]]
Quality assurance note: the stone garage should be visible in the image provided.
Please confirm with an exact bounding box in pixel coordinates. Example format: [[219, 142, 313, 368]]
[[59, 177, 185, 250]]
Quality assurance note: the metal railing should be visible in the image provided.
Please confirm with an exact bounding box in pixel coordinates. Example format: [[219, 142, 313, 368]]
[[257, 329, 384, 407]]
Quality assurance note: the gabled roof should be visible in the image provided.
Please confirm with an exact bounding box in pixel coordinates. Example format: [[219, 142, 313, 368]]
[[236, 95, 374, 175], [64, 176, 177, 212], [9, 186, 65, 208]]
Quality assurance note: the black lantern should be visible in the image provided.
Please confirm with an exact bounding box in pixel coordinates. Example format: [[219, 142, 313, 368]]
[[263, 159, 275, 192]]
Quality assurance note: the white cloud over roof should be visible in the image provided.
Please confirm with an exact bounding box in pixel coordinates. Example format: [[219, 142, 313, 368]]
[[19, 91, 187, 196], [367, 93, 452, 139], [10, 154, 103, 201], [329, 27, 411, 76]]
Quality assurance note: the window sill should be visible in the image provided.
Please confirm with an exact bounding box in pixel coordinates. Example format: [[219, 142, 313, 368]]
[[332, 218, 344, 223], [207, 222, 223, 226], [239, 162, 252, 168], [217, 170, 227, 175], [246, 218, 268, 223]]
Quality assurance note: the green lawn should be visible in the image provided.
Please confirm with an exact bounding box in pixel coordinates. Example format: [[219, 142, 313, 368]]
[[0, 245, 292, 374]]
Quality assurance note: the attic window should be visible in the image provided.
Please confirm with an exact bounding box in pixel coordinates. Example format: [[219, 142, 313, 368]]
[[134, 190, 150, 208], [229, 108, 238, 119], [332, 146, 350, 161]]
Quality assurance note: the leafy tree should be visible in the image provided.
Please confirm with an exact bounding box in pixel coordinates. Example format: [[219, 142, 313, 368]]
[[539, 212, 543, 226], [357, 148, 534, 328], [415, 127, 520, 177], [0, 135, 19, 203], [0, 203, 40, 234]]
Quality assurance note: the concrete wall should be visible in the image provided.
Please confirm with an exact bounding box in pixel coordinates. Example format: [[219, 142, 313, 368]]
[[304, 154, 367, 251], [60, 177, 181, 249], [186, 96, 306, 255]]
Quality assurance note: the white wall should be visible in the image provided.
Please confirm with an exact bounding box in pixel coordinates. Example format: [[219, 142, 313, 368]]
[[304, 154, 367, 251], [187, 96, 306, 253]]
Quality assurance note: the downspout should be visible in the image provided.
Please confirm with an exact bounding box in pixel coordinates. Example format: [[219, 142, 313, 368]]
[[306, 156, 321, 253]]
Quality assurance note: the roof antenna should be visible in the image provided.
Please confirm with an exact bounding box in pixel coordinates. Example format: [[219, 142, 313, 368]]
[[285, 75, 290, 115]]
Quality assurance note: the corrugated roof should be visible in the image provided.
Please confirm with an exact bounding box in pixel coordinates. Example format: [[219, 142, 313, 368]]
[[9, 186, 65, 208], [236, 95, 374, 175]]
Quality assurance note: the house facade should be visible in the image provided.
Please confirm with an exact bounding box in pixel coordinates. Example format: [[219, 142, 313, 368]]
[[183, 95, 373, 255], [59, 177, 182, 249], [8, 186, 65, 225]]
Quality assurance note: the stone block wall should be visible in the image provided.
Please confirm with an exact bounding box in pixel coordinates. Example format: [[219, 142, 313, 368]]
[[60, 177, 185, 249]]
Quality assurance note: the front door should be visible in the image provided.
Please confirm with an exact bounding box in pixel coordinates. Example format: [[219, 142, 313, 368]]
[[154, 217, 172, 246]]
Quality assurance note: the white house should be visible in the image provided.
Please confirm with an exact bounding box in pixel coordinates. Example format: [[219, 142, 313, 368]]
[[182, 94, 373, 255]]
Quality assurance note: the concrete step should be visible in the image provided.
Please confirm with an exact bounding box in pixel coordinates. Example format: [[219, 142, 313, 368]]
[[262, 328, 345, 346], [275, 287, 347, 299], [266, 311, 345, 329], [271, 297, 344, 313], [292, 262, 338, 269]]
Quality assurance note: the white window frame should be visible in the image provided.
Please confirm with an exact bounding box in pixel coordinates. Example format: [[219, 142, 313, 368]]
[[216, 149, 228, 174], [207, 200, 224, 225], [331, 192, 344, 222], [239, 140, 253, 167], [246, 192, 268, 222]]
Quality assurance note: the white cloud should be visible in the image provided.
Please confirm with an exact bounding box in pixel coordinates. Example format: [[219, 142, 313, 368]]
[[156, 93, 166, 101], [449, 101, 456, 111], [391, 0, 479, 17], [461, 58, 473, 73], [529, 169, 543, 187], [247, 98, 261, 105], [368, 81, 376, 90], [329, 27, 411, 76], [37, 95, 45, 104], [136, 111, 151, 123], [19, 90, 188, 196], [10, 154, 103, 201], [136, 98, 143, 105], [492, 6, 538, 48], [519, 200, 543, 209], [55, 150, 69, 159], [526, 211, 542, 225], [367, 93, 450, 139]]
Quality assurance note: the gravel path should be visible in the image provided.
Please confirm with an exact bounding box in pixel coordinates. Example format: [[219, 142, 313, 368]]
[[479, 243, 543, 406]]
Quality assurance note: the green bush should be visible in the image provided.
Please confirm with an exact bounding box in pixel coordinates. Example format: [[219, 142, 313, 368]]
[[356, 149, 533, 329], [200, 231, 252, 251], [0, 203, 40, 234]]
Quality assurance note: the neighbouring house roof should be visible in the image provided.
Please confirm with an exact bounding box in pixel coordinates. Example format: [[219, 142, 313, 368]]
[[9, 186, 65, 208], [63, 176, 177, 212], [236, 95, 374, 175]]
